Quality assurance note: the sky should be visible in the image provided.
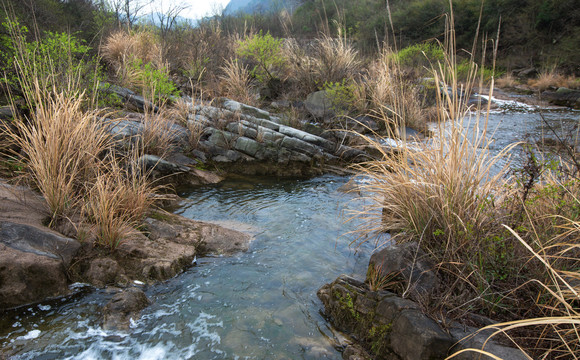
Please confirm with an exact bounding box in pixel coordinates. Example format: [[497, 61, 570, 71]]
[[142, 0, 232, 20]]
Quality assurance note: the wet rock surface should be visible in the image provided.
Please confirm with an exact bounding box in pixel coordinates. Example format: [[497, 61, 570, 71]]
[[0, 222, 80, 310], [102, 287, 151, 331], [70, 212, 252, 286], [319, 273, 528, 359]]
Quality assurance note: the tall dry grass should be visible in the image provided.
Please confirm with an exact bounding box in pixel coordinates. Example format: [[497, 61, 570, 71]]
[[3, 23, 161, 249], [6, 84, 111, 223], [219, 57, 258, 106], [350, 6, 520, 317], [85, 152, 157, 249], [282, 34, 360, 96], [101, 30, 164, 71]]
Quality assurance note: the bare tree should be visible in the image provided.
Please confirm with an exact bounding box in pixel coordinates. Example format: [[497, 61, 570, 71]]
[[151, 0, 190, 41], [107, 0, 152, 28]]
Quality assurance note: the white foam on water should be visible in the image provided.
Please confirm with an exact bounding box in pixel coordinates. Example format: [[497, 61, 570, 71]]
[[17, 330, 41, 340], [478, 94, 536, 111], [38, 304, 51, 311]]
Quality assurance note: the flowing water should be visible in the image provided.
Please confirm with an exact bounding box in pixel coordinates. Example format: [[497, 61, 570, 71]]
[[0, 176, 380, 360], [1, 92, 578, 360]]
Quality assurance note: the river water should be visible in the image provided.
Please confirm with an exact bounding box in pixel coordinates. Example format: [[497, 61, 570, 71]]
[[0, 176, 379, 359], [1, 94, 578, 359]]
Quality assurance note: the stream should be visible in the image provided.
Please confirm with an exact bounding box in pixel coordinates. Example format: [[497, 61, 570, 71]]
[[0, 176, 377, 359], [0, 93, 578, 359]]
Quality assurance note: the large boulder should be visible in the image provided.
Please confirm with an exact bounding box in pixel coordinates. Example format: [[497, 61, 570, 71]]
[[318, 275, 454, 360], [70, 212, 252, 286], [0, 222, 81, 310]]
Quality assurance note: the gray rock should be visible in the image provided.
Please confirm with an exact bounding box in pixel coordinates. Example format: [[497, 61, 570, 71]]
[[98, 83, 158, 112], [449, 324, 528, 360], [0, 106, 14, 121], [368, 242, 439, 303], [0, 221, 81, 310], [305, 91, 335, 119], [138, 155, 189, 177], [542, 88, 580, 109], [318, 275, 452, 360], [513, 67, 538, 79], [102, 288, 151, 331], [389, 310, 454, 360], [280, 136, 321, 157], [105, 119, 144, 142], [86, 258, 126, 288], [223, 99, 271, 119], [234, 137, 262, 157]]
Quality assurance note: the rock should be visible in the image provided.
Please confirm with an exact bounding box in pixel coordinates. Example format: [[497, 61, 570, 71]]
[[0, 106, 14, 121], [345, 116, 380, 135], [86, 258, 127, 288], [139, 154, 189, 177], [449, 324, 528, 360], [305, 91, 334, 119], [342, 345, 371, 360], [222, 99, 271, 119], [138, 154, 223, 186], [368, 242, 439, 303], [542, 87, 580, 109], [145, 213, 253, 256], [102, 288, 150, 331], [98, 83, 158, 113], [389, 310, 454, 360], [513, 67, 538, 79], [318, 275, 453, 360], [0, 221, 81, 310]]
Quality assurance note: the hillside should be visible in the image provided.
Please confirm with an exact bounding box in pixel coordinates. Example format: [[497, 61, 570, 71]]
[[224, 0, 302, 15]]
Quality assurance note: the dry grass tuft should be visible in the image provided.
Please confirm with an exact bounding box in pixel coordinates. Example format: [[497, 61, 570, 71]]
[[528, 68, 564, 92], [495, 73, 518, 88], [101, 30, 164, 70], [7, 85, 111, 223], [85, 153, 157, 250], [362, 50, 426, 131], [219, 58, 258, 106]]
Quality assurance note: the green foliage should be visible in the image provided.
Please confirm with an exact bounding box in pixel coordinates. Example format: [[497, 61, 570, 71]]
[[128, 58, 180, 101], [322, 79, 357, 115], [456, 60, 502, 83], [3, 19, 103, 102], [236, 31, 285, 84], [393, 42, 445, 70]]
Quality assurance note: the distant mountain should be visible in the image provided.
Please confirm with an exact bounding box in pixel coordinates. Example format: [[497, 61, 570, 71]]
[[224, 0, 302, 15]]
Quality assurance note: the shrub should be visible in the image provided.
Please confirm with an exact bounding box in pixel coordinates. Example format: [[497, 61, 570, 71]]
[[393, 42, 445, 73], [3, 19, 103, 103], [101, 30, 178, 101], [236, 30, 286, 84], [323, 79, 358, 116]]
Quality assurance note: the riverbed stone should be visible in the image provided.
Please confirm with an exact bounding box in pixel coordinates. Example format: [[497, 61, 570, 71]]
[[102, 287, 151, 331], [86, 258, 127, 288], [0, 222, 81, 310], [305, 91, 334, 118], [542, 87, 580, 109], [368, 242, 439, 303]]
